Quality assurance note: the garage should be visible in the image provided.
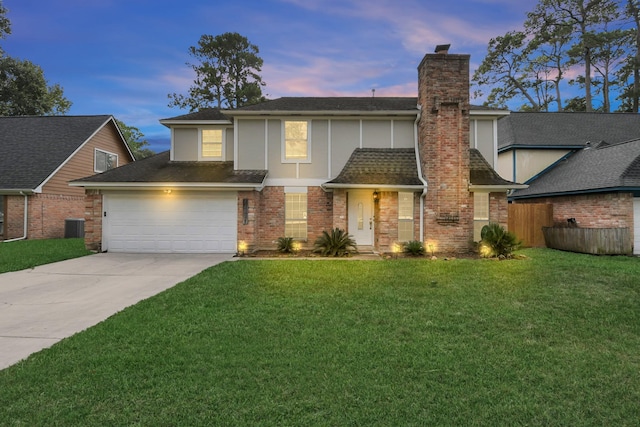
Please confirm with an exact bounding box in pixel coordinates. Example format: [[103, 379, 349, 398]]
[[103, 192, 237, 253], [635, 198, 640, 256]]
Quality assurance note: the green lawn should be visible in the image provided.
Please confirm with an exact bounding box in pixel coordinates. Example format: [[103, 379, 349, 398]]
[[1, 249, 639, 425], [0, 238, 92, 273]]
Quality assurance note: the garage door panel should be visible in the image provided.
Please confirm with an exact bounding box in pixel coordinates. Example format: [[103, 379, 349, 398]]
[[104, 192, 238, 253]]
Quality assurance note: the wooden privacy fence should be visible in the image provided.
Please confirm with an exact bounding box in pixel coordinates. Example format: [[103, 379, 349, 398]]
[[542, 227, 632, 255], [508, 203, 554, 247]]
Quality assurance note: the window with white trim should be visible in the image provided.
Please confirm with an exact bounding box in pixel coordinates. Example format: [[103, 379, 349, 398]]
[[201, 129, 223, 159], [285, 192, 307, 239], [95, 149, 118, 173], [398, 192, 414, 242], [473, 192, 490, 241], [283, 120, 310, 162]]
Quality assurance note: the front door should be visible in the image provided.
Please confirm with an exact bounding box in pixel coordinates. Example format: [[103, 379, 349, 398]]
[[348, 190, 374, 246]]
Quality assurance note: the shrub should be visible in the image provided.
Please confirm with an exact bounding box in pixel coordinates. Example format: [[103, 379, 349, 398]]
[[479, 223, 521, 258], [403, 240, 425, 256], [276, 236, 296, 253], [313, 228, 357, 257]]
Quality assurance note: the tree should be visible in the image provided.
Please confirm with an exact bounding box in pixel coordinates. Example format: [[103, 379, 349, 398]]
[[0, 57, 71, 115], [472, 31, 541, 110], [168, 32, 265, 111], [0, 2, 10, 55], [526, 0, 619, 112], [115, 119, 154, 160], [0, 4, 71, 116]]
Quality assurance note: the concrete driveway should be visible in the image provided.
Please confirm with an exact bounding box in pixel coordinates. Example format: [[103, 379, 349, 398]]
[[0, 252, 234, 370]]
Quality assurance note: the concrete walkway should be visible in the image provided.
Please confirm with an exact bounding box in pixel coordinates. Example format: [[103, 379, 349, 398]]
[[0, 253, 233, 370]]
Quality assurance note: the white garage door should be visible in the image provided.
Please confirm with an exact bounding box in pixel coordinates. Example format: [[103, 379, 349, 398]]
[[103, 192, 237, 253], [635, 198, 640, 256]]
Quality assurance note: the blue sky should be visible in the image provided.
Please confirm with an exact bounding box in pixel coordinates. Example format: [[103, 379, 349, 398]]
[[2, 0, 533, 152]]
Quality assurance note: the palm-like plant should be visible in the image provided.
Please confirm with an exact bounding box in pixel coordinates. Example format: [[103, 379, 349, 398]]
[[479, 223, 521, 258], [313, 228, 357, 257]]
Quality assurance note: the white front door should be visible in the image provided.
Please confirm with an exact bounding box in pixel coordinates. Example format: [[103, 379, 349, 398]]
[[634, 198, 640, 255], [348, 190, 374, 246]]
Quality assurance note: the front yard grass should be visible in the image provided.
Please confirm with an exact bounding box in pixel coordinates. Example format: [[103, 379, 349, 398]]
[[0, 238, 92, 273], [1, 249, 639, 425]]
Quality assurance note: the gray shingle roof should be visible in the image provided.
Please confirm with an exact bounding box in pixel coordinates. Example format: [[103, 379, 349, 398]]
[[498, 112, 640, 151], [511, 138, 640, 199], [161, 108, 230, 122], [326, 148, 423, 187], [72, 151, 267, 185], [220, 97, 495, 114], [0, 115, 114, 191], [469, 149, 519, 186]]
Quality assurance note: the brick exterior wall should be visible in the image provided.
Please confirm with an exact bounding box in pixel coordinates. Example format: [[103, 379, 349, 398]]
[[237, 190, 259, 252], [513, 193, 634, 229], [248, 186, 334, 251], [418, 52, 474, 254], [2, 193, 84, 240], [490, 192, 509, 229], [84, 190, 103, 251]]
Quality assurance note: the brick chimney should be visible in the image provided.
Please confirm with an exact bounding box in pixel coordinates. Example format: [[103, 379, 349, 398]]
[[417, 46, 473, 253]]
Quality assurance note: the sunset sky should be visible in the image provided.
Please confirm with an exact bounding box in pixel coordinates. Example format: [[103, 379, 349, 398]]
[[2, 0, 533, 152]]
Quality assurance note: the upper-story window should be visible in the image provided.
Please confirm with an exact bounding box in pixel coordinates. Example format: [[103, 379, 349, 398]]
[[95, 149, 118, 173], [201, 129, 223, 160], [283, 120, 310, 162]]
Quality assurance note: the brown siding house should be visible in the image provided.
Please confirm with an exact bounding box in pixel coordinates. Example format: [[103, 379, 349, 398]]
[[0, 115, 134, 241]]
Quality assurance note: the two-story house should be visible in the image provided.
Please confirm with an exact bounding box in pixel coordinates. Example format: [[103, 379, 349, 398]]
[[496, 112, 640, 255], [72, 48, 524, 254]]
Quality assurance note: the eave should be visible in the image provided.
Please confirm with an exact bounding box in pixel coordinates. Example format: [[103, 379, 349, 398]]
[[69, 182, 265, 192], [469, 184, 528, 192], [223, 110, 419, 118], [160, 119, 233, 127], [509, 186, 640, 200], [322, 183, 425, 191]]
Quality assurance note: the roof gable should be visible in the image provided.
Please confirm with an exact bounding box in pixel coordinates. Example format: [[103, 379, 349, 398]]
[[325, 148, 423, 187], [498, 112, 640, 151], [0, 115, 128, 191], [511, 138, 640, 198]]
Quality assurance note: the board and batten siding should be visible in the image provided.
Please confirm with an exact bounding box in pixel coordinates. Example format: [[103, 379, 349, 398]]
[[42, 121, 133, 196], [470, 119, 496, 167], [234, 117, 416, 180]]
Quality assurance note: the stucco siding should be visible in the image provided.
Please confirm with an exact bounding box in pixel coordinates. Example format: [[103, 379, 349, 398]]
[[472, 120, 495, 167], [225, 128, 234, 161], [300, 120, 329, 179], [515, 148, 571, 183], [497, 151, 514, 181], [237, 120, 266, 170], [173, 128, 198, 161], [331, 120, 360, 179], [362, 120, 392, 148], [393, 120, 414, 148]]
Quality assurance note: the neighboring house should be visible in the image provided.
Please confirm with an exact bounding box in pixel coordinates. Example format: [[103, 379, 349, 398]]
[[71, 48, 524, 254], [497, 112, 640, 255], [0, 115, 134, 241]]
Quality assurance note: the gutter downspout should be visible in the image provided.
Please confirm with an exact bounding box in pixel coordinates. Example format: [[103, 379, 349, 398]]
[[3, 192, 28, 243], [414, 105, 428, 243]]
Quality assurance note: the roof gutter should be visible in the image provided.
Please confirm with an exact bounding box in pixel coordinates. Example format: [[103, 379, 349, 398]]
[[469, 184, 528, 191], [322, 183, 425, 191], [69, 181, 266, 192], [3, 192, 28, 243], [414, 105, 428, 243]]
